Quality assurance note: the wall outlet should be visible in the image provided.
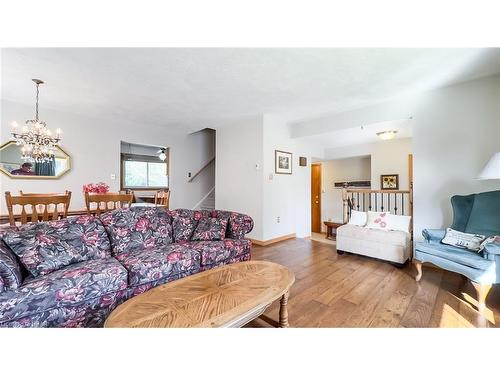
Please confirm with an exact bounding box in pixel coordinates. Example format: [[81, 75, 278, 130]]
[[269, 173, 273, 180], [277, 216, 280, 223], [110, 174, 116, 180], [188, 172, 192, 178]]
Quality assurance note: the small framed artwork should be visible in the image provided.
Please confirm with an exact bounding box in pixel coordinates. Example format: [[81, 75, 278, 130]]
[[299, 157, 307, 167], [380, 174, 399, 190], [275, 150, 292, 174]]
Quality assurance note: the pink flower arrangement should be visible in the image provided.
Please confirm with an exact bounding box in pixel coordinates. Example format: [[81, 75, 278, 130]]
[[83, 182, 110, 193]]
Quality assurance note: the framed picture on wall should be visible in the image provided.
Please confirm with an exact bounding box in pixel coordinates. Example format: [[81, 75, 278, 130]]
[[275, 150, 292, 174], [380, 174, 399, 190]]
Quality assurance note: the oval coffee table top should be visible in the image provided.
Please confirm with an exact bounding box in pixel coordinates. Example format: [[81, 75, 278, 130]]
[[105, 260, 295, 328]]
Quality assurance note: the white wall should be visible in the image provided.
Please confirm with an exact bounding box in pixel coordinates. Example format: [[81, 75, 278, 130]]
[[215, 114, 318, 241], [320, 156, 371, 227], [412, 74, 500, 239], [262, 115, 316, 240], [321, 74, 500, 240], [325, 138, 412, 190], [215, 116, 264, 239], [0, 99, 215, 212]]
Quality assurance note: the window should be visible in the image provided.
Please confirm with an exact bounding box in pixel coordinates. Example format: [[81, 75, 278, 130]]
[[122, 155, 168, 189]]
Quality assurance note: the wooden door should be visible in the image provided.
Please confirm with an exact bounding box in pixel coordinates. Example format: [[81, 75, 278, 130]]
[[311, 164, 322, 233]]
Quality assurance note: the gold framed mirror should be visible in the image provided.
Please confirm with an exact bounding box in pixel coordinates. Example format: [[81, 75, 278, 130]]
[[0, 141, 71, 179]]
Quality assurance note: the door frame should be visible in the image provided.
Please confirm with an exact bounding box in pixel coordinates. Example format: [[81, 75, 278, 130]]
[[311, 163, 322, 234]]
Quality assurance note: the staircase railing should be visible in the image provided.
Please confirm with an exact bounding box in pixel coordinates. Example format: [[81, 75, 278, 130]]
[[193, 187, 215, 210], [342, 188, 413, 224], [187, 157, 215, 183]]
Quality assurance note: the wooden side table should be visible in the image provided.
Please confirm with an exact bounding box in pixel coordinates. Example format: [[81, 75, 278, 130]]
[[323, 221, 343, 240]]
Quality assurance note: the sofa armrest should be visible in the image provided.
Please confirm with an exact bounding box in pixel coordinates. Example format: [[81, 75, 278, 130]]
[[422, 229, 446, 244], [227, 212, 254, 239]]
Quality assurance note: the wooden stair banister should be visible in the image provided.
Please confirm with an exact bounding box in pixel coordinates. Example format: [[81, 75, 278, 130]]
[[187, 157, 215, 183]]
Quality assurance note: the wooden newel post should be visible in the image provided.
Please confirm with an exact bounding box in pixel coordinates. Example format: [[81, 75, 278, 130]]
[[342, 188, 348, 224]]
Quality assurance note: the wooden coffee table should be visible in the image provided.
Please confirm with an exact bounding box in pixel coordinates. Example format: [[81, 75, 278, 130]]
[[105, 260, 295, 328]]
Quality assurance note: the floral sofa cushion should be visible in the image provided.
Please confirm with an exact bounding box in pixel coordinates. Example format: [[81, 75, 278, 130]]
[[115, 245, 201, 287], [223, 238, 252, 259], [0, 239, 23, 290], [2, 215, 111, 277], [100, 207, 173, 255], [184, 241, 232, 266], [170, 209, 212, 220], [0, 258, 128, 325], [171, 209, 254, 239], [210, 210, 253, 239], [172, 216, 197, 242], [191, 217, 228, 241]]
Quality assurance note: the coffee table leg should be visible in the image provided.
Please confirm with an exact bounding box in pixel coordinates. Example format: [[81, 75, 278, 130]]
[[279, 291, 290, 328]]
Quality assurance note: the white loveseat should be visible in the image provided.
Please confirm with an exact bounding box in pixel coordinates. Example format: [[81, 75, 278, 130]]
[[336, 224, 411, 265]]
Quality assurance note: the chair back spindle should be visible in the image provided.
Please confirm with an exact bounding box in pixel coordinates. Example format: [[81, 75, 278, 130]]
[[84, 192, 133, 216], [154, 189, 170, 207], [5, 191, 72, 227]]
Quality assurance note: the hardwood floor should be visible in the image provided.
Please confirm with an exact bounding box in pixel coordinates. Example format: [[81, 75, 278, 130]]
[[245, 238, 500, 328]]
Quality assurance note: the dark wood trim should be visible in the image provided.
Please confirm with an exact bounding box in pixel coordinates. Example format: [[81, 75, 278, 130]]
[[120, 148, 169, 191]]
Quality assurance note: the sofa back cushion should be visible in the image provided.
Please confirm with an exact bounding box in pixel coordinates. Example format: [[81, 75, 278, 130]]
[[2, 215, 111, 277], [191, 217, 228, 241], [100, 207, 173, 255], [211, 210, 254, 239], [172, 216, 197, 242], [169, 209, 254, 240]]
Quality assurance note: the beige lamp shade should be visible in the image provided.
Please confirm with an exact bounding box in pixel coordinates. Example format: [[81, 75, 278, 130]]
[[477, 152, 500, 179]]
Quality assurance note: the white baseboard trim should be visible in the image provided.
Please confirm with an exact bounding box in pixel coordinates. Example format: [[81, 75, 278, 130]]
[[248, 233, 296, 246]]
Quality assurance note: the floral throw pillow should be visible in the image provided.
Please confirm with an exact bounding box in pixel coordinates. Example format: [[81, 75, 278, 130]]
[[365, 211, 390, 230], [172, 216, 197, 242], [3, 215, 111, 277], [191, 217, 229, 241]]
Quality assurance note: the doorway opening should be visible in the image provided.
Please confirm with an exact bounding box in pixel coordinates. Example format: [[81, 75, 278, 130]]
[[311, 163, 322, 233]]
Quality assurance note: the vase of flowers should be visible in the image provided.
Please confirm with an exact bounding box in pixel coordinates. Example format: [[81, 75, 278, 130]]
[[83, 182, 110, 194]]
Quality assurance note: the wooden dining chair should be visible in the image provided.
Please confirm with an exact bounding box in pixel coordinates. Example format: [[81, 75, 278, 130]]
[[119, 189, 136, 203], [19, 190, 71, 196], [154, 189, 170, 208], [5, 191, 72, 227], [84, 192, 134, 216]]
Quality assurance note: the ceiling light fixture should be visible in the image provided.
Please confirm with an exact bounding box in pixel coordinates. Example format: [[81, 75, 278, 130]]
[[11, 79, 62, 163], [376, 130, 398, 140]]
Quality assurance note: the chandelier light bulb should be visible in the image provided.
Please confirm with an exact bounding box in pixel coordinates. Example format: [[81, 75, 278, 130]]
[[11, 121, 18, 129]]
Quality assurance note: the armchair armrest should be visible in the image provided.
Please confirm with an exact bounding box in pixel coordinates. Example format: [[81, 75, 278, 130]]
[[422, 229, 446, 244], [483, 239, 500, 255]]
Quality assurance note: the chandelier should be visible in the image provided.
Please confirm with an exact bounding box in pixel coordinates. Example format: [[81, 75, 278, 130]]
[[11, 79, 62, 163]]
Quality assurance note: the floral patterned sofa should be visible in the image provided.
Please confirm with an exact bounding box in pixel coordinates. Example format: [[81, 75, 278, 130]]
[[0, 207, 253, 328]]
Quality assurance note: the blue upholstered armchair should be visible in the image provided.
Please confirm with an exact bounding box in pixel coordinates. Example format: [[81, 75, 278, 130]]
[[414, 190, 500, 311]]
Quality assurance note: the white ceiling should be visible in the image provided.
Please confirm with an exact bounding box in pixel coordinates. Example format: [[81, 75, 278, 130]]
[[2, 48, 500, 133], [300, 118, 413, 150]]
